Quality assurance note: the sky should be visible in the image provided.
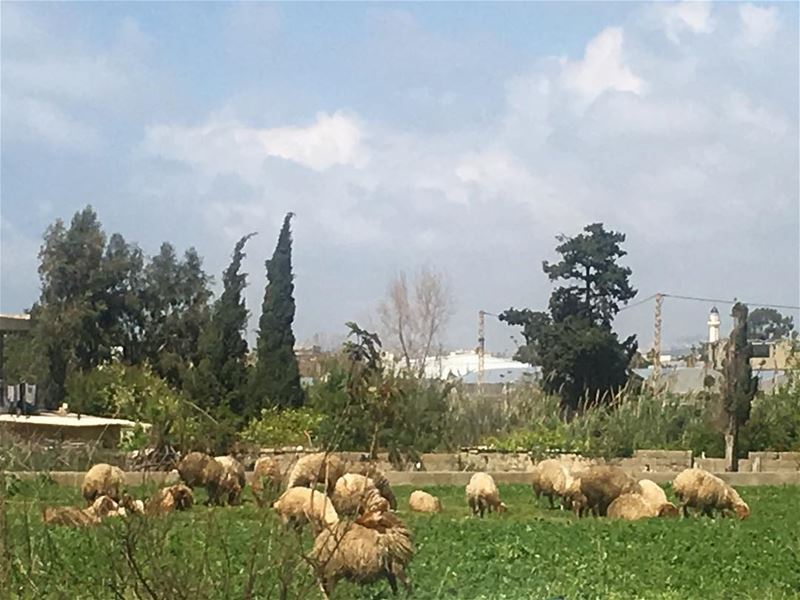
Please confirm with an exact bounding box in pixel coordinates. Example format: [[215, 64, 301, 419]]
[[2, 1, 798, 355]]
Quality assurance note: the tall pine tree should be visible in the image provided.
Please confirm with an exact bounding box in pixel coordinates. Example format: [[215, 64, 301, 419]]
[[252, 213, 304, 410]]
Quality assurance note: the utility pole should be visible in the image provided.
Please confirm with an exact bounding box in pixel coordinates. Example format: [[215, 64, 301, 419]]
[[653, 293, 663, 381], [477, 310, 486, 390]]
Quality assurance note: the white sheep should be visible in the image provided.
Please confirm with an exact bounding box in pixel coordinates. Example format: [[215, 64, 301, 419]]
[[637, 479, 679, 517], [673, 468, 750, 519], [272, 487, 339, 533], [408, 490, 442, 513], [466, 472, 506, 518], [251, 456, 284, 507]]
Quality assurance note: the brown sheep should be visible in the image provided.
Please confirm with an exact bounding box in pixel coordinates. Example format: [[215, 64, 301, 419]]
[[347, 461, 397, 510], [251, 456, 284, 507], [177, 452, 226, 505], [331, 474, 388, 516], [466, 472, 507, 518], [637, 479, 679, 517], [408, 490, 441, 513], [146, 484, 194, 515], [579, 466, 640, 517], [287, 452, 347, 496], [673, 468, 750, 519], [43, 495, 120, 527], [81, 464, 125, 504], [272, 487, 339, 533], [607, 493, 677, 520], [531, 459, 564, 508], [312, 509, 414, 598]]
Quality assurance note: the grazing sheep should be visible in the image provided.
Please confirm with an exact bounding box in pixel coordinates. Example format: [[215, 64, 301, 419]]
[[177, 452, 226, 505], [636, 479, 679, 517], [408, 490, 441, 513], [466, 472, 507, 518], [347, 461, 397, 510], [579, 466, 640, 517], [673, 468, 750, 520], [562, 474, 588, 516], [607, 493, 657, 520], [287, 452, 347, 496], [272, 487, 339, 533], [146, 484, 194, 515], [531, 459, 564, 508], [216, 455, 247, 506], [118, 494, 145, 516], [332, 474, 388, 517], [312, 509, 414, 598], [251, 456, 284, 507], [81, 463, 125, 504]]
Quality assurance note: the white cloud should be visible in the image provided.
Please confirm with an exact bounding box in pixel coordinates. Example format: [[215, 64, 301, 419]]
[[560, 28, 644, 104], [143, 111, 367, 181], [3, 95, 101, 150], [658, 1, 715, 43], [725, 92, 787, 136], [738, 4, 780, 47]]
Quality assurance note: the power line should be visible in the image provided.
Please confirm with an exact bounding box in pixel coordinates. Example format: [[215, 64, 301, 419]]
[[618, 293, 800, 312]]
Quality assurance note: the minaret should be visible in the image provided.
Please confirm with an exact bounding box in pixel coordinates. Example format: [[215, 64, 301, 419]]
[[708, 307, 720, 344]]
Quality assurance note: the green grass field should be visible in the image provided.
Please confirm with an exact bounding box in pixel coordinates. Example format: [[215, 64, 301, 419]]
[[3, 480, 799, 599]]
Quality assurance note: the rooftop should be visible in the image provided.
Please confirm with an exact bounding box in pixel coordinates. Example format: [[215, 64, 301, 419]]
[[0, 412, 140, 428]]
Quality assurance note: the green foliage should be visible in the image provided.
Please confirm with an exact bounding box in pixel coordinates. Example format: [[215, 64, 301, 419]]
[[307, 324, 452, 459], [741, 375, 800, 452], [501, 223, 637, 412], [240, 407, 324, 447], [189, 233, 255, 417], [747, 307, 795, 341], [251, 213, 304, 410]]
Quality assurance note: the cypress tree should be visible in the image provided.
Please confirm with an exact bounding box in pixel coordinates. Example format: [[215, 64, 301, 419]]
[[252, 213, 304, 410], [190, 233, 255, 415]]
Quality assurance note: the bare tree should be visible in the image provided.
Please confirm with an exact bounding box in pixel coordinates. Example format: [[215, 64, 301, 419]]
[[377, 266, 452, 375]]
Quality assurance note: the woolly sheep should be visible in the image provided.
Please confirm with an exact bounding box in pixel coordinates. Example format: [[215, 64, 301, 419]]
[[146, 484, 194, 516], [272, 487, 339, 533], [466, 472, 507, 518], [332, 474, 388, 516], [408, 490, 441, 513], [673, 468, 750, 520], [177, 452, 226, 505], [637, 479, 679, 517], [531, 459, 564, 508], [287, 452, 347, 496], [215, 455, 247, 506], [608, 493, 657, 520], [251, 456, 284, 507], [579, 465, 640, 517], [312, 509, 414, 598], [81, 463, 125, 504], [43, 495, 120, 527], [347, 461, 397, 510]]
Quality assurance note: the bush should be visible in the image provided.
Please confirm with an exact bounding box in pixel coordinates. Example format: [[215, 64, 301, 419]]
[[239, 407, 324, 447], [741, 376, 800, 452]]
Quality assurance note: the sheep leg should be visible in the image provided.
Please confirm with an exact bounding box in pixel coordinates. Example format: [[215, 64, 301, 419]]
[[386, 572, 399, 595], [396, 568, 413, 596]]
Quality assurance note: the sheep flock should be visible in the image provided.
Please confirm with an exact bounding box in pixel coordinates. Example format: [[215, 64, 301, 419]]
[[44, 453, 751, 597]]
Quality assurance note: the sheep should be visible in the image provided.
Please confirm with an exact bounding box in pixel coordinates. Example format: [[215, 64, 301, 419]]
[[215, 455, 247, 506], [408, 490, 441, 513], [531, 459, 564, 508], [347, 461, 397, 510], [81, 463, 125, 504], [561, 474, 588, 516], [466, 472, 507, 518], [251, 456, 284, 507], [579, 465, 640, 517], [637, 479, 679, 517], [43, 495, 120, 527], [312, 509, 414, 598], [177, 452, 226, 505], [673, 468, 750, 520], [608, 493, 657, 520], [118, 494, 145, 516], [331, 473, 388, 517], [272, 487, 339, 533], [146, 484, 194, 516], [287, 452, 347, 496]]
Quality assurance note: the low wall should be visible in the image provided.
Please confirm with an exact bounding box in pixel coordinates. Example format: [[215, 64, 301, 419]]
[[9, 470, 800, 487]]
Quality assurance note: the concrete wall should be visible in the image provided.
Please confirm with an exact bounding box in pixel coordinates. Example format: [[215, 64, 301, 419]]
[[13, 470, 800, 487]]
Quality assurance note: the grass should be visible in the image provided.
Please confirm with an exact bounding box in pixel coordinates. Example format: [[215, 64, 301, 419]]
[[3, 481, 799, 599]]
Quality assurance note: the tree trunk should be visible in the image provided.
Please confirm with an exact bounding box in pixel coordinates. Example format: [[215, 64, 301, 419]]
[[725, 417, 739, 472]]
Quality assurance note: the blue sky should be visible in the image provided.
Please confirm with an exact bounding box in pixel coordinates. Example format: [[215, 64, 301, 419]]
[[2, 2, 798, 353]]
